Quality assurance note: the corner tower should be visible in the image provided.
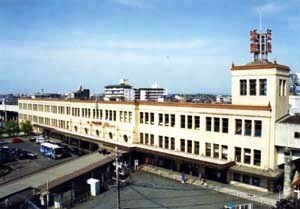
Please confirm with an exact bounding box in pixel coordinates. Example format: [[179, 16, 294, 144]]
[[231, 29, 290, 120]]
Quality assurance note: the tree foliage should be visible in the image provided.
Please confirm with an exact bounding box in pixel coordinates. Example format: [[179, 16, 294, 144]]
[[20, 120, 33, 135], [4, 120, 20, 136], [272, 197, 300, 209]]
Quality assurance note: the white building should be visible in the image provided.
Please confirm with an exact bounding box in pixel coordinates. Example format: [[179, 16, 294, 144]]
[[135, 83, 166, 102], [104, 79, 135, 101]]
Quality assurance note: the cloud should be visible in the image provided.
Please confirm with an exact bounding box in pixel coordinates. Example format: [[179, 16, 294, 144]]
[[255, 1, 289, 14]]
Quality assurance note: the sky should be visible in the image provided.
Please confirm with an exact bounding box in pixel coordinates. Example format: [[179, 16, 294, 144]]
[[0, 0, 299, 95]]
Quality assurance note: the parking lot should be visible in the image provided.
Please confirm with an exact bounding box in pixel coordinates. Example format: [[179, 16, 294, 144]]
[[0, 136, 90, 184]]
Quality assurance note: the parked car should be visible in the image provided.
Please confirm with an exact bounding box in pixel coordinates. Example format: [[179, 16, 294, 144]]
[[11, 137, 24, 143], [0, 139, 7, 145], [9, 147, 23, 157], [35, 136, 47, 144], [29, 136, 36, 142], [18, 151, 37, 160], [0, 146, 10, 153]]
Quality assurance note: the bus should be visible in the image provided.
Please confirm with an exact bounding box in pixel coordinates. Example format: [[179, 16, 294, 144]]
[[40, 142, 64, 159]]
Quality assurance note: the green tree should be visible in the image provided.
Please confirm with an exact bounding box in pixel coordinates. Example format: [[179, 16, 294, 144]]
[[4, 120, 20, 136], [20, 120, 33, 135]]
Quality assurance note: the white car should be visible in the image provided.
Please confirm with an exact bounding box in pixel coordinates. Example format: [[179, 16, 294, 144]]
[[35, 136, 47, 144]]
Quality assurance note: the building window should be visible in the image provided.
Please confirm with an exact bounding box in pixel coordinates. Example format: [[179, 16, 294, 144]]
[[123, 135, 128, 142], [109, 132, 113, 139], [244, 120, 252, 136], [252, 177, 260, 186], [145, 133, 149, 145], [180, 139, 185, 152], [240, 80, 247, 96], [254, 120, 262, 137], [206, 117, 212, 131], [171, 114, 175, 127], [222, 118, 229, 133], [96, 130, 100, 136], [280, 79, 287, 96], [194, 116, 200, 130], [221, 145, 228, 160], [235, 147, 241, 163], [85, 128, 88, 134], [150, 134, 154, 146], [259, 79, 267, 96], [194, 141, 199, 155], [187, 140, 192, 153], [159, 113, 163, 126], [242, 175, 251, 184], [187, 115, 193, 129], [180, 115, 186, 128], [214, 118, 220, 132], [159, 136, 163, 148], [140, 133, 144, 144], [164, 137, 169, 149], [150, 113, 154, 125], [205, 143, 211, 157], [250, 79, 257, 95], [145, 112, 149, 124], [165, 114, 169, 126], [171, 137, 175, 150], [295, 132, 300, 139], [235, 119, 242, 135], [244, 148, 251, 164], [213, 144, 219, 158], [254, 150, 261, 166], [233, 173, 241, 182], [140, 112, 144, 124]]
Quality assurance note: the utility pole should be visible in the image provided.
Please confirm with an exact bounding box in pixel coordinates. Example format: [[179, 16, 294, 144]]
[[114, 147, 121, 209]]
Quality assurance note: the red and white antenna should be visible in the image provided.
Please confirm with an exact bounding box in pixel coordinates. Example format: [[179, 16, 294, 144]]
[[250, 28, 272, 61]]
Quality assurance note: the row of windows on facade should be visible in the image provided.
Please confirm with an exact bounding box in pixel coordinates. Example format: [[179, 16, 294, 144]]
[[240, 79, 267, 96], [233, 173, 261, 187], [140, 132, 261, 166], [141, 112, 262, 137]]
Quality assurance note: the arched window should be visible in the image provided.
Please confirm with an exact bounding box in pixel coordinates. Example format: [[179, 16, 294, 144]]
[[123, 135, 128, 142], [74, 126, 78, 132], [85, 128, 88, 134], [96, 130, 100, 136]]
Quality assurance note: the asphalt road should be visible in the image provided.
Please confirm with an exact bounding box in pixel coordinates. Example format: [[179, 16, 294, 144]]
[[0, 137, 77, 184], [74, 171, 270, 209]]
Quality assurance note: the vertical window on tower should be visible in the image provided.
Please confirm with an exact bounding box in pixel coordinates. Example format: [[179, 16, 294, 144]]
[[254, 120, 262, 137], [206, 117, 212, 131], [250, 79, 257, 95], [235, 119, 242, 135], [240, 80, 247, 96], [259, 79, 267, 96]]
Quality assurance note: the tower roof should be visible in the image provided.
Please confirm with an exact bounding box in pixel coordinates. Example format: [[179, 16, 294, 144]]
[[231, 60, 290, 71]]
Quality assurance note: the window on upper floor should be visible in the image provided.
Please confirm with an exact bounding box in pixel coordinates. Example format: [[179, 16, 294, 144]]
[[159, 113, 163, 126], [159, 136, 163, 148], [244, 120, 252, 136], [150, 113, 154, 125], [150, 134, 154, 146], [214, 118, 220, 132], [140, 112, 144, 124], [221, 145, 228, 160], [145, 112, 149, 124], [250, 79, 257, 95], [187, 115, 193, 129], [254, 120, 262, 137], [240, 80, 247, 96], [194, 141, 199, 155], [222, 118, 229, 133], [206, 117, 212, 131], [259, 79, 267, 96], [194, 116, 200, 130], [187, 140, 192, 153], [180, 115, 186, 128], [279, 79, 287, 96], [165, 114, 169, 126], [213, 144, 219, 158], [205, 143, 211, 157], [235, 119, 242, 135], [171, 137, 175, 150], [164, 136, 169, 149], [180, 139, 185, 152], [171, 114, 176, 127]]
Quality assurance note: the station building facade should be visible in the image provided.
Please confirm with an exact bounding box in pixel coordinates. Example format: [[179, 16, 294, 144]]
[[18, 60, 290, 192]]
